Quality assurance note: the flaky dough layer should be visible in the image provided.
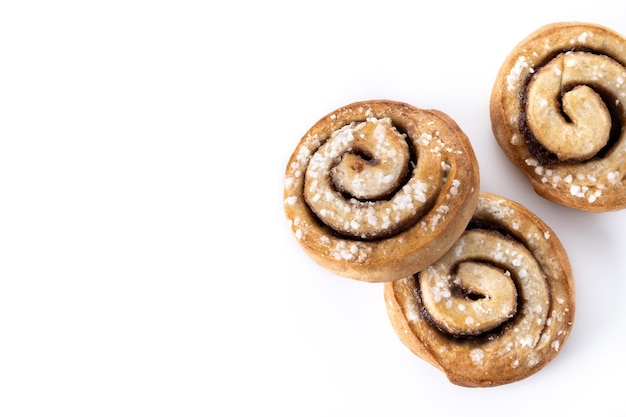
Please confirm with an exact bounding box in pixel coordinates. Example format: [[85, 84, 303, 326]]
[[490, 22, 626, 211], [284, 100, 480, 282], [384, 193, 575, 387]]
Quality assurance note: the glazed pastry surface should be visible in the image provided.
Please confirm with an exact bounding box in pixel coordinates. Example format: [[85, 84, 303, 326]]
[[284, 100, 480, 282], [490, 22, 626, 211], [384, 193, 575, 387]]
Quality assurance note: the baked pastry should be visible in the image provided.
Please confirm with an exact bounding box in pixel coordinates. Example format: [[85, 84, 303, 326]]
[[490, 22, 626, 211], [384, 192, 575, 387], [284, 100, 480, 282]]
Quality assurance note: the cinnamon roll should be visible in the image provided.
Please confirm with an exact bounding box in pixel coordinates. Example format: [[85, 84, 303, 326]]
[[490, 22, 626, 211], [283, 100, 480, 282], [384, 193, 575, 387]]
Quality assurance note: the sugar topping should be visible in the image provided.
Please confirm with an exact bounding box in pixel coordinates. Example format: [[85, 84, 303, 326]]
[[470, 349, 485, 364], [290, 114, 463, 241], [478, 194, 514, 219], [506, 55, 531, 91], [523, 156, 625, 204]]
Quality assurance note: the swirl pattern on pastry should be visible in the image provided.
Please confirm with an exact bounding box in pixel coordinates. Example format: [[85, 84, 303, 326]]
[[490, 22, 626, 211], [284, 100, 480, 282], [384, 193, 575, 387]]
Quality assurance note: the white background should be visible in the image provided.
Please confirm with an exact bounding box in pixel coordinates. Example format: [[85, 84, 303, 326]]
[[1, 0, 625, 415]]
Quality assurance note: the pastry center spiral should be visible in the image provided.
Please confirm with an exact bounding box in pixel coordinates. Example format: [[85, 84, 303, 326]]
[[330, 120, 409, 200], [304, 117, 441, 240], [525, 51, 624, 161], [419, 229, 548, 338]]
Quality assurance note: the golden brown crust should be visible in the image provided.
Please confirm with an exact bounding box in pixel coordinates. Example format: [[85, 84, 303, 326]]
[[490, 22, 626, 212], [283, 100, 480, 282], [384, 192, 576, 387]]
